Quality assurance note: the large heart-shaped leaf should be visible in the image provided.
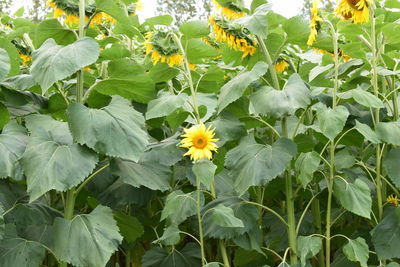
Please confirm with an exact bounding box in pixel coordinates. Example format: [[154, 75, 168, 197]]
[[0, 225, 46, 267], [295, 151, 321, 189], [383, 148, 400, 188], [0, 48, 10, 80], [234, 4, 270, 38], [53, 205, 123, 267], [161, 190, 201, 225], [297, 236, 323, 267], [333, 178, 371, 219], [21, 115, 98, 202], [250, 73, 311, 118], [225, 136, 297, 194], [343, 237, 369, 267], [67, 96, 149, 162], [316, 104, 349, 141], [376, 121, 400, 145], [30, 37, 99, 93], [110, 158, 171, 191], [142, 243, 201, 267], [217, 61, 268, 113], [146, 92, 188, 120], [0, 121, 28, 180]]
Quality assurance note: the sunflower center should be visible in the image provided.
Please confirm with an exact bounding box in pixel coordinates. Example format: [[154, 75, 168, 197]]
[[345, 0, 362, 10], [193, 136, 207, 149]]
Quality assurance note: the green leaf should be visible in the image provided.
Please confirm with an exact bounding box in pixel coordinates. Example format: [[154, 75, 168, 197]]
[[0, 39, 19, 77], [235, 4, 270, 38], [30, 38, 99, 93], [376, 121, 400, 145], [100, 44, 130, 60], [161, 190, 200, 225], [371, 208, 400, 260], [309, 64, 333, 82], [192, 160, 217, 190], [0, 48, 10, 80], [0, 206, 4, 240], [67, 96, 149, 161], [21, 115, 98, 202], [218, 61, 268, 113], [283, 16, 309, 45], [297, 235, 323, 267], [0, 121, 27, 180], [92, 75, 155, 103], [148, 63, 179, 83], [179, 21, 210, 38], [156, 224, 181, 246], [0, 74, 37, 90], [145, 15, 174, 26], [110, 158, 171, 191], [226, 136, 297, 194], [0, 226, 46, 267], [113, 212, 144, 243], [383, 148, 400, 188], [202, 197, 258, 239], [33, 19, 75, 47], [140, 135, 185, 166], [335, 148, 356, 170], [295, 151, 321, 188], [343, 237, 369, 267], [351, 88, 384, 108], [250, 73, 311, 117], [95, 0, 131, 24], [208, 112, 247, 144], [0, 103, 10, 129], [210, 204, 244, 228], [355, 120, 380, 144], [316, 104, 349, 141], [54, 205, 123, 267], [186, 39, 219, 64], [385, 0, 400, 8], [14, 7, 24, 17], [333, 179, 371, 218], [142, 243, 201, 267], [146, 92, 188, 120]]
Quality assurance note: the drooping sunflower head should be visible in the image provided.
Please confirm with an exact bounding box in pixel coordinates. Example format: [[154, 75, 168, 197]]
[[387, 195, 399, 207], [307, 0, 322, 46], [275, 58, 289, 73], [180, 123, 219, 161], [212, 0, 245, 20], [335, 0, 370, 24], [209, 16, 257, 58], [144, 31, 184, 67], [19, 54, 32, 65]]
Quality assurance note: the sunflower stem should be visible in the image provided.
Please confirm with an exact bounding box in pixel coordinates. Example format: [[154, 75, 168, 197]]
[[171, 33, 201, 124], [370, 1, 384, 222], [196, 176, 206, 266]]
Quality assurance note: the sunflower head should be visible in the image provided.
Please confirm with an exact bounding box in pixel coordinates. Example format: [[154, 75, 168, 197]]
[[212, 0, 245, 20], [209, 16, 257, 58], [307, 0, 322, 46], [145, 31, 184, 67], [387, 195, 399, 207], [19, 54, 32, 65], [275, 59, 289, 73], [180, 124, 219, 161], [335, 0, 370, 24]]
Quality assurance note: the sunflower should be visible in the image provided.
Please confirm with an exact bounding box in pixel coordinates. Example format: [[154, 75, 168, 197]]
[[91, 12, 116, 26], [307, 0, 322, 46], [19, 54, 31, 65], [210, 17, 257, 58], [335, 0, 370, 24], [387, 195, 399, 207], [314, 48, 350, 62], [275, 59, 289, 73], [212, 0, 245, 20], [180, 124, 219, 161], [145, 32, 184, 67]]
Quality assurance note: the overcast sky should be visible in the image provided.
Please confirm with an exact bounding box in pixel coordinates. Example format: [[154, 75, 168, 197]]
[[10, 0, 305, 19]]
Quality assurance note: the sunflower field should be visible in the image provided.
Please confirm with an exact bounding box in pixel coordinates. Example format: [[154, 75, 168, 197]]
[[1, 0, 400, 266]]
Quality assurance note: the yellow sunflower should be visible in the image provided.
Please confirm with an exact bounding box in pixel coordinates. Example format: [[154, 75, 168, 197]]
[[180, 124, 219, 161], [212, 0, 244, 20], [387, 195, 399, 207], [335, 0, 370, 24], [145, 32, 184, 67], [307, 0, 322, 46], [314, 48, 351, 62], [210, 17, 257, 58], [19, 54, 31, 65], [275, 59, 289, 73]]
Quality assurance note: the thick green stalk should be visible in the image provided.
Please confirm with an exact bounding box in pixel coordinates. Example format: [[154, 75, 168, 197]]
[[219, 240, 230, 267], [370, 2, 384, 221], [258, 35, 298, 263], [196, 177, 206, 266], [60, 1, 85, 266], [311, 198, 325, 267], [282, 117, 298, 265], [325, 19, 339, 267]]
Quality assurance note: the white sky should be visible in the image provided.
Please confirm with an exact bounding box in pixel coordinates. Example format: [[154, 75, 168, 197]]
[[10, 0, 305, 19]]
